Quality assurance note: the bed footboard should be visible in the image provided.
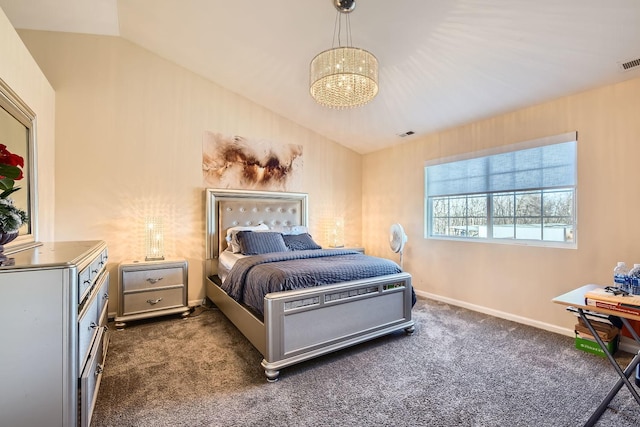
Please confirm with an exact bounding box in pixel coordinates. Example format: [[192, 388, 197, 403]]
[[261, 272, 414, 381], [206, 276, 267, 355]]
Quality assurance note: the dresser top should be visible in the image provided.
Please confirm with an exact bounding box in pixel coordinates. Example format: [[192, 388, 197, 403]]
[[0, 240, 106, 271]]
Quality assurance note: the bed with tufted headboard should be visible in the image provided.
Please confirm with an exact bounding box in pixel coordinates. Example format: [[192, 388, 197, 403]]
[[204, 188, 415, 381]]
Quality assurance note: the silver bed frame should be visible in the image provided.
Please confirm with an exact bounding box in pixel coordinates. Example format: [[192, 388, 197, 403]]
[[204, 188, 415, 381]]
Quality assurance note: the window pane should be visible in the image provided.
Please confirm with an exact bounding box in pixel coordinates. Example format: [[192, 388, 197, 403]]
[[515, 218, 541, 240], [543, 189, 574, 242], [467, 194, 487, 217], [492, 193, 514, 220], [449, 217, 467, 236], [449, 196, 467, 217], [493, 222, 515, 238], [515, 191, 541, 220], [432, 218, 449, 236], [432, 198, 449, 218], [543, 189, 573, 218]]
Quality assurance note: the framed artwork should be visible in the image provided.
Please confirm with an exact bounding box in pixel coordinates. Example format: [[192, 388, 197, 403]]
[[202, 131, 303, 191]]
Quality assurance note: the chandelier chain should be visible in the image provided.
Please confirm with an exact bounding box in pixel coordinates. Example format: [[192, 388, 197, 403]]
[[332, 10, 352, 48]]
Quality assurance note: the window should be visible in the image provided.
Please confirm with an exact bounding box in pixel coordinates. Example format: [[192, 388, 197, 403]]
[[425, 132, 577, 246]]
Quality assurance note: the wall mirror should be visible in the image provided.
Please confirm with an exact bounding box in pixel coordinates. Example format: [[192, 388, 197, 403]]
[[0, 78, 39, 254]]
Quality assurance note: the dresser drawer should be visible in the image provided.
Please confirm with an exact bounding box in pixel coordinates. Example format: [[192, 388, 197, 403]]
[[122, 286, 185, 315], [121, 266, 185, 291], [78, 247, 108, 305], [80, 325, 108, 427], [78, 290, 99, 373], [78, 270, 109, 375], [97, 272, 110, 319], [78, 266, 92, 304]]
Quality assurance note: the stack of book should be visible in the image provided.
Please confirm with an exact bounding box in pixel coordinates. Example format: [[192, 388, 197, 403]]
[[584, 287, 640, 316], [574, 316, 620, 357], [575, 316, 619, 341]]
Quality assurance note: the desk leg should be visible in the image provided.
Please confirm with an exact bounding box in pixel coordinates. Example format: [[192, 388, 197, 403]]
[[578, 309, 640, 427]]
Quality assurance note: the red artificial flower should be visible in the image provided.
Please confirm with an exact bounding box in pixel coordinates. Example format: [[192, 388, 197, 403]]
[[0, 144, 24, 180]]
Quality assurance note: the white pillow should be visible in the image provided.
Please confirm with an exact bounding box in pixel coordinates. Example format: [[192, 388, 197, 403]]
[[269, 225, 308, 235], [225, 223, 269, 253]]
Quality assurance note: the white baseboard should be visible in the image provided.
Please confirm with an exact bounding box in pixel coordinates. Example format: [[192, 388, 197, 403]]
[[416, 290, 640, 355]]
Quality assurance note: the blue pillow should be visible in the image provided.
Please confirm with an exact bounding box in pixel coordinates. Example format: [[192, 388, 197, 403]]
[[283, 233, 322, 251], [236, 231, 289, 255]]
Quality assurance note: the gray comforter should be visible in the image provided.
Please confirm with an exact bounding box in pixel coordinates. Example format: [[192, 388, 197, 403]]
[[221, 249, 403, 315]]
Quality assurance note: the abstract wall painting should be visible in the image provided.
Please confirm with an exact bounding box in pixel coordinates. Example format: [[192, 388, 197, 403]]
[[202, 131, 303, 191]]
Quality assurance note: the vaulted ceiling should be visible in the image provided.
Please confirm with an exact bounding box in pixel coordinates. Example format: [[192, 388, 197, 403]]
[[2, 0, 640, 154]]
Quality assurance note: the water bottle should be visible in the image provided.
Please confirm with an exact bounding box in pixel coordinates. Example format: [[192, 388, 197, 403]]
[[628, 264, 640, 295], [613, 261, 629, 292]]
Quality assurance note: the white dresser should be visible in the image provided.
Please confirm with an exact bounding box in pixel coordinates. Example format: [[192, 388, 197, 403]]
[[0, 241, 109, 427]]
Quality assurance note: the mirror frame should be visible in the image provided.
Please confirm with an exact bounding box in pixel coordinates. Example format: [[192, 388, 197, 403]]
[[0, 77, 39, 253]]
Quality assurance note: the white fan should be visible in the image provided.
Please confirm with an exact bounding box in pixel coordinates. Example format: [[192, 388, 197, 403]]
[[389, 223, 408, 269]]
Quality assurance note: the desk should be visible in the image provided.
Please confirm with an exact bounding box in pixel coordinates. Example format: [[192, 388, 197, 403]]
[[553, 284, 640, 426]]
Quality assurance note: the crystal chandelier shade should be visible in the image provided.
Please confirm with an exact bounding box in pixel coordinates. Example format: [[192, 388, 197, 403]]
[[310, 47, 378, 109], [309, 0, 378, 109]]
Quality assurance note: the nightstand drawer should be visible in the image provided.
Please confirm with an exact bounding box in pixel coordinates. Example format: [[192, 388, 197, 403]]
[[122, 286, 185, 315], [121, 266, 184, 291]]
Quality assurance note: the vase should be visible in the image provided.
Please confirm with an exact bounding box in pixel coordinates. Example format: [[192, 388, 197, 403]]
[[0, 231, 19, 262]]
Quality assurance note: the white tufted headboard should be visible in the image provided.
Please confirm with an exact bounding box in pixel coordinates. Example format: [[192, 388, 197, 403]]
[[205, 189, 308, 273]]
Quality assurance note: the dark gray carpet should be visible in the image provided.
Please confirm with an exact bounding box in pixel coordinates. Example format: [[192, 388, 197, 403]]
[[91, 298, 640, 427]]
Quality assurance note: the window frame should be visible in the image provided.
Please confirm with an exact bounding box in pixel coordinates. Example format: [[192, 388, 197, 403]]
[[424, 132, 577, 249]]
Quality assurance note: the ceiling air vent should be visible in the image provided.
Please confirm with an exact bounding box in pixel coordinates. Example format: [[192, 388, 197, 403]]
[[618, 57, 640, 72], [397, 131, 415, 138]]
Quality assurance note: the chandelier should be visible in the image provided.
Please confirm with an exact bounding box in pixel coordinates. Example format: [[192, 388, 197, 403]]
[[309, 0, 379, 109]]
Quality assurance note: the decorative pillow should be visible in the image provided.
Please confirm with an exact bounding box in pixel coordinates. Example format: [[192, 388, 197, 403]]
[[283, 233, 322, 251], [236, 231, 289, 255], [225, 223, 269, 253]]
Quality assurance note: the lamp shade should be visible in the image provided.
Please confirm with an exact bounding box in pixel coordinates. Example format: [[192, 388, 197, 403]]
[[145, 217, 164, 261], [310, 47, 379, 109]]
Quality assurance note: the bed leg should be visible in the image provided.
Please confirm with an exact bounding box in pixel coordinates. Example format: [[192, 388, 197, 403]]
[[265, 369, 280, 382], [404, 325, 415, 335]]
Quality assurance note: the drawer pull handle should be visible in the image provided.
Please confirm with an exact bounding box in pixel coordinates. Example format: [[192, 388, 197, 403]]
[[95, 364, 103, 376], [103, 292, 109, 300], [146, 298, 163, 305], [92, 269, 99, 274], [146, 277, 164, 284], [90, 322, 99, 329]]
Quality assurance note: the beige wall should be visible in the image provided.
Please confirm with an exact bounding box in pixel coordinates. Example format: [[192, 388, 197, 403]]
[[0, 10, 55, 242], [17, 30, 362, 311], [10, 19, 640, 338], [363, 76, 640, 336]]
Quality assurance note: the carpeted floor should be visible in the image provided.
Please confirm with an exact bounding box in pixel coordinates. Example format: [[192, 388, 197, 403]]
[[91, 298, 640, 427]]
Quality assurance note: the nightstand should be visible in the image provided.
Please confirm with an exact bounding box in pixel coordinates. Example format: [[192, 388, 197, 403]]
[[115, 258, 189, 328]]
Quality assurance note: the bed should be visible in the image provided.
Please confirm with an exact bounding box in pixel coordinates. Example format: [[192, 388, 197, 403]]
[[204, 188, 415, 381]]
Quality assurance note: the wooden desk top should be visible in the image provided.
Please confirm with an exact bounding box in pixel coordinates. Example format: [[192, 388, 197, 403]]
[[553, 284, 640, 321]]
